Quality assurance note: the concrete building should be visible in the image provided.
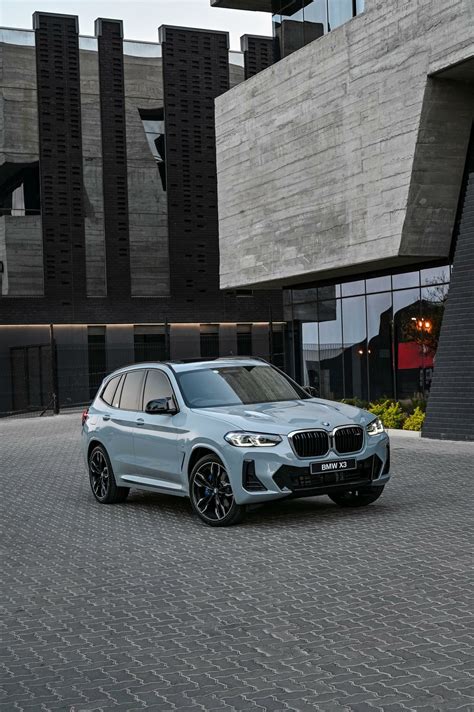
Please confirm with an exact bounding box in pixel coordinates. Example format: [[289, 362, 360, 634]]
[[0, 13, 284, 414], [211, 0, 474, 441]]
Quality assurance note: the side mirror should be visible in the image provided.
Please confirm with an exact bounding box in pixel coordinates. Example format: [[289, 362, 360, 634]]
[[303, 386, 319, 397], [145, 397, 178, 415]]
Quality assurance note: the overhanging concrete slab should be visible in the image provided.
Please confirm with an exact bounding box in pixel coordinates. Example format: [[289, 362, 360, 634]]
[[210, 0, 273, 12]]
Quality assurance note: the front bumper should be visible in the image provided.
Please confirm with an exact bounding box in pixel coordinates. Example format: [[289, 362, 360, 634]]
[[223, 433, 390, 505]]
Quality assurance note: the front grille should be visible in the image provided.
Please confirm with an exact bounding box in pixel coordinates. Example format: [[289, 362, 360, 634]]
[[290, 430, 329, 458], [334, 426, 364, 454], [273, 455, 380, 494]]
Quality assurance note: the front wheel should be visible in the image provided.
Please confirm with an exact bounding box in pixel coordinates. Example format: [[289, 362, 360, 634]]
[[88, 445, 129, 504], [190, 455, 244, 527], [329, 485, 385, 508]]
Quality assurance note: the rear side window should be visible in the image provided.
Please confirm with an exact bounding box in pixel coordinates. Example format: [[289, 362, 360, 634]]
[[143, 369, 174, 410], [101, 376, 120, 406], [119, 370, 145, 411]]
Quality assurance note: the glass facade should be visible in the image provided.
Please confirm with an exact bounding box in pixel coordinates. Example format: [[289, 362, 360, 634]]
[[272, 0, 363, 57], [285, 266, 450, 404]]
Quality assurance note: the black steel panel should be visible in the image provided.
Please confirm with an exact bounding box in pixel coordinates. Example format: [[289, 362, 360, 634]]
[[96, 18, 131, 297], [34, 12, 86, 306]]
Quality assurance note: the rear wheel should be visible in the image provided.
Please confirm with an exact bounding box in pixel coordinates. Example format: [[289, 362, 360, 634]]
[[329, 485, 385, 508], [190, 455, 244, 527], [88, 445, 129, 504]]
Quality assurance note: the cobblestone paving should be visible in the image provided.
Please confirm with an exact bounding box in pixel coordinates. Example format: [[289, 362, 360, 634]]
[[0, 414, 473, 712]]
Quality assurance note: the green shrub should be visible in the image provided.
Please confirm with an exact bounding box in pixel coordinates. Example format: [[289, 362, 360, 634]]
[[340, 397, 369, 410], [368, 399, 406, 429], [403, 406, 425, 431], [410, 397, 427, 414]]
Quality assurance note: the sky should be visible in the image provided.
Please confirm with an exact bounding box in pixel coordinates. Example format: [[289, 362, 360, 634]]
[[0, 0, 272, 50]]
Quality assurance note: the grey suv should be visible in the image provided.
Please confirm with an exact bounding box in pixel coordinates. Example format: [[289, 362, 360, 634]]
[[82, 358, 390, 526]]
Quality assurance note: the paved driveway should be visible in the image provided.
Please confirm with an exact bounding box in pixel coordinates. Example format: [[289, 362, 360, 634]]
[[0, 414, 473, 711]]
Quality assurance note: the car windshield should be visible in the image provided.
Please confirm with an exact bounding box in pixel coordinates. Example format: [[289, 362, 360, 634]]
[[176, 365, 309, 408]]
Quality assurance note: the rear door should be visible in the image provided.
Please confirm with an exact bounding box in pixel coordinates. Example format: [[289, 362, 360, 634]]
[[132, 368, 186, 488], [104, 369, 145, 479]]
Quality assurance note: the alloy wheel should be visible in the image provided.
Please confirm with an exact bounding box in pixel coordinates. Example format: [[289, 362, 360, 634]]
[[192, 460, 234, 522], [89, 449, 110, 500]]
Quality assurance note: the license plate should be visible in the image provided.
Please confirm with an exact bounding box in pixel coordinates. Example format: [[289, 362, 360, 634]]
[[310, 458, 356, 475]]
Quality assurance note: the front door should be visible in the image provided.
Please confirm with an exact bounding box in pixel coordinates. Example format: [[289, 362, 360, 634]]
[[132, 369, 185, 489]]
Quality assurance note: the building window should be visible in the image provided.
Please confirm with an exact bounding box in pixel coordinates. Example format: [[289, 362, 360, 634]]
[[291, 265, 450, 405], [271, 324, 286, 370], [200, 324, 219, 358], [328, 0, 353, 30], [237, 324, 252, 356], [138, 108, 166, 191], [88, 326, 107, 400], [272, 0, 364, 58], [134, 326, 168, 363], [0, 162, 41, 217]]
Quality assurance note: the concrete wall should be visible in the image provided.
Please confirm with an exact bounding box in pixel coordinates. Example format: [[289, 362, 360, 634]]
[[124, 54, 170, 298], [0, 215, 43, 295], [0, 43, 38, 164], [215, 0, 474, 289]]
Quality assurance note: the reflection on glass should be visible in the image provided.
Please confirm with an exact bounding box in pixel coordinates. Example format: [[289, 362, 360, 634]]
[[291, 267, 450, 404], [318, 299, 344, 400], [0, 29, 35, 47], [420, 265, 450, 286], [420, 284, 448, 394], [303, 0, 328, 37], [365, 275, 391, 294], [356, 0, 365, 13], [79, 36, 98, 52], [318, 284, 340, 300], [393, 289, 421, 400], [122, 41, 162, 58], [342, 296, 367, 402], [367, 292, 393, 401], [328, 0, 353, 29], [341, 279, 365, 297], [229, 51, 245, 67], [302, 321, 320, 391], [392, 271, 420, 289]]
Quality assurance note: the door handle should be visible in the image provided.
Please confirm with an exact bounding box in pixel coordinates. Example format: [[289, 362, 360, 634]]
[[136, 418, 145, 426], [103, 414, 111, 421]]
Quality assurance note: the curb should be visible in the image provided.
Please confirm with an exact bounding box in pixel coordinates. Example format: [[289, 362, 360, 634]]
[[386, 428, 421, 438]]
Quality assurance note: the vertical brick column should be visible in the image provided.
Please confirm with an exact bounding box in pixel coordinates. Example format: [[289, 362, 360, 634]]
[[160, 26, 229, 309], [34, 12, 86, 306], [241, 35, 274, 79], [95, 18, 131, 297], [424, 127, 474, 441]]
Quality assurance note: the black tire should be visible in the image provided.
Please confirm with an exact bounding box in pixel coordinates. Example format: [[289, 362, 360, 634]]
[[329, 485, 385, 508], [88, 445, 129, 504], [189, 454, 244, 527]]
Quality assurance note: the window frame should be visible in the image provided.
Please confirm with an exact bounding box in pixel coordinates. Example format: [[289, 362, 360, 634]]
[[116, 369, 147, 413], [100, 375, 121, 407], [141, 368, 179, 413]]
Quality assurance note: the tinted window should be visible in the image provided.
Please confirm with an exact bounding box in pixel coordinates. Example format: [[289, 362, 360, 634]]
[[119, 371, 145, 411], [101, 376, 120, 406], [143, 370, 174, 410], [176, 365, 309, 408]]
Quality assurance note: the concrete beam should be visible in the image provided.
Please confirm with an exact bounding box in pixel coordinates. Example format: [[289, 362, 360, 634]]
[[210, 0, 273, 12]]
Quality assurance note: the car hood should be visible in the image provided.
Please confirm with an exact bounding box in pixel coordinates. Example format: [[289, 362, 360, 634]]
[[191, 399, 371, 435]]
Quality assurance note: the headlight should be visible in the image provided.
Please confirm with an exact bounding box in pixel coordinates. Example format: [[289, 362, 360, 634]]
[[367, 418, 384, 436], [224, 432, 282, 447]]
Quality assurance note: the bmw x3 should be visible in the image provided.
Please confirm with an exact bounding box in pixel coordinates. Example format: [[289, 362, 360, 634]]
[[82, 358, 390, 526]]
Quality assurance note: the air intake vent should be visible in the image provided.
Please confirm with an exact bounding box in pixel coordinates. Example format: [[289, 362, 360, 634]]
[[290, 430, 329, 458], [242, 460, 266, 492], [334, 426, 364, 454]]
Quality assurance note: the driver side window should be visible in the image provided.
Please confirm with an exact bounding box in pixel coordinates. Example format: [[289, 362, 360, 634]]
[[142, 369, 175, 410]]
